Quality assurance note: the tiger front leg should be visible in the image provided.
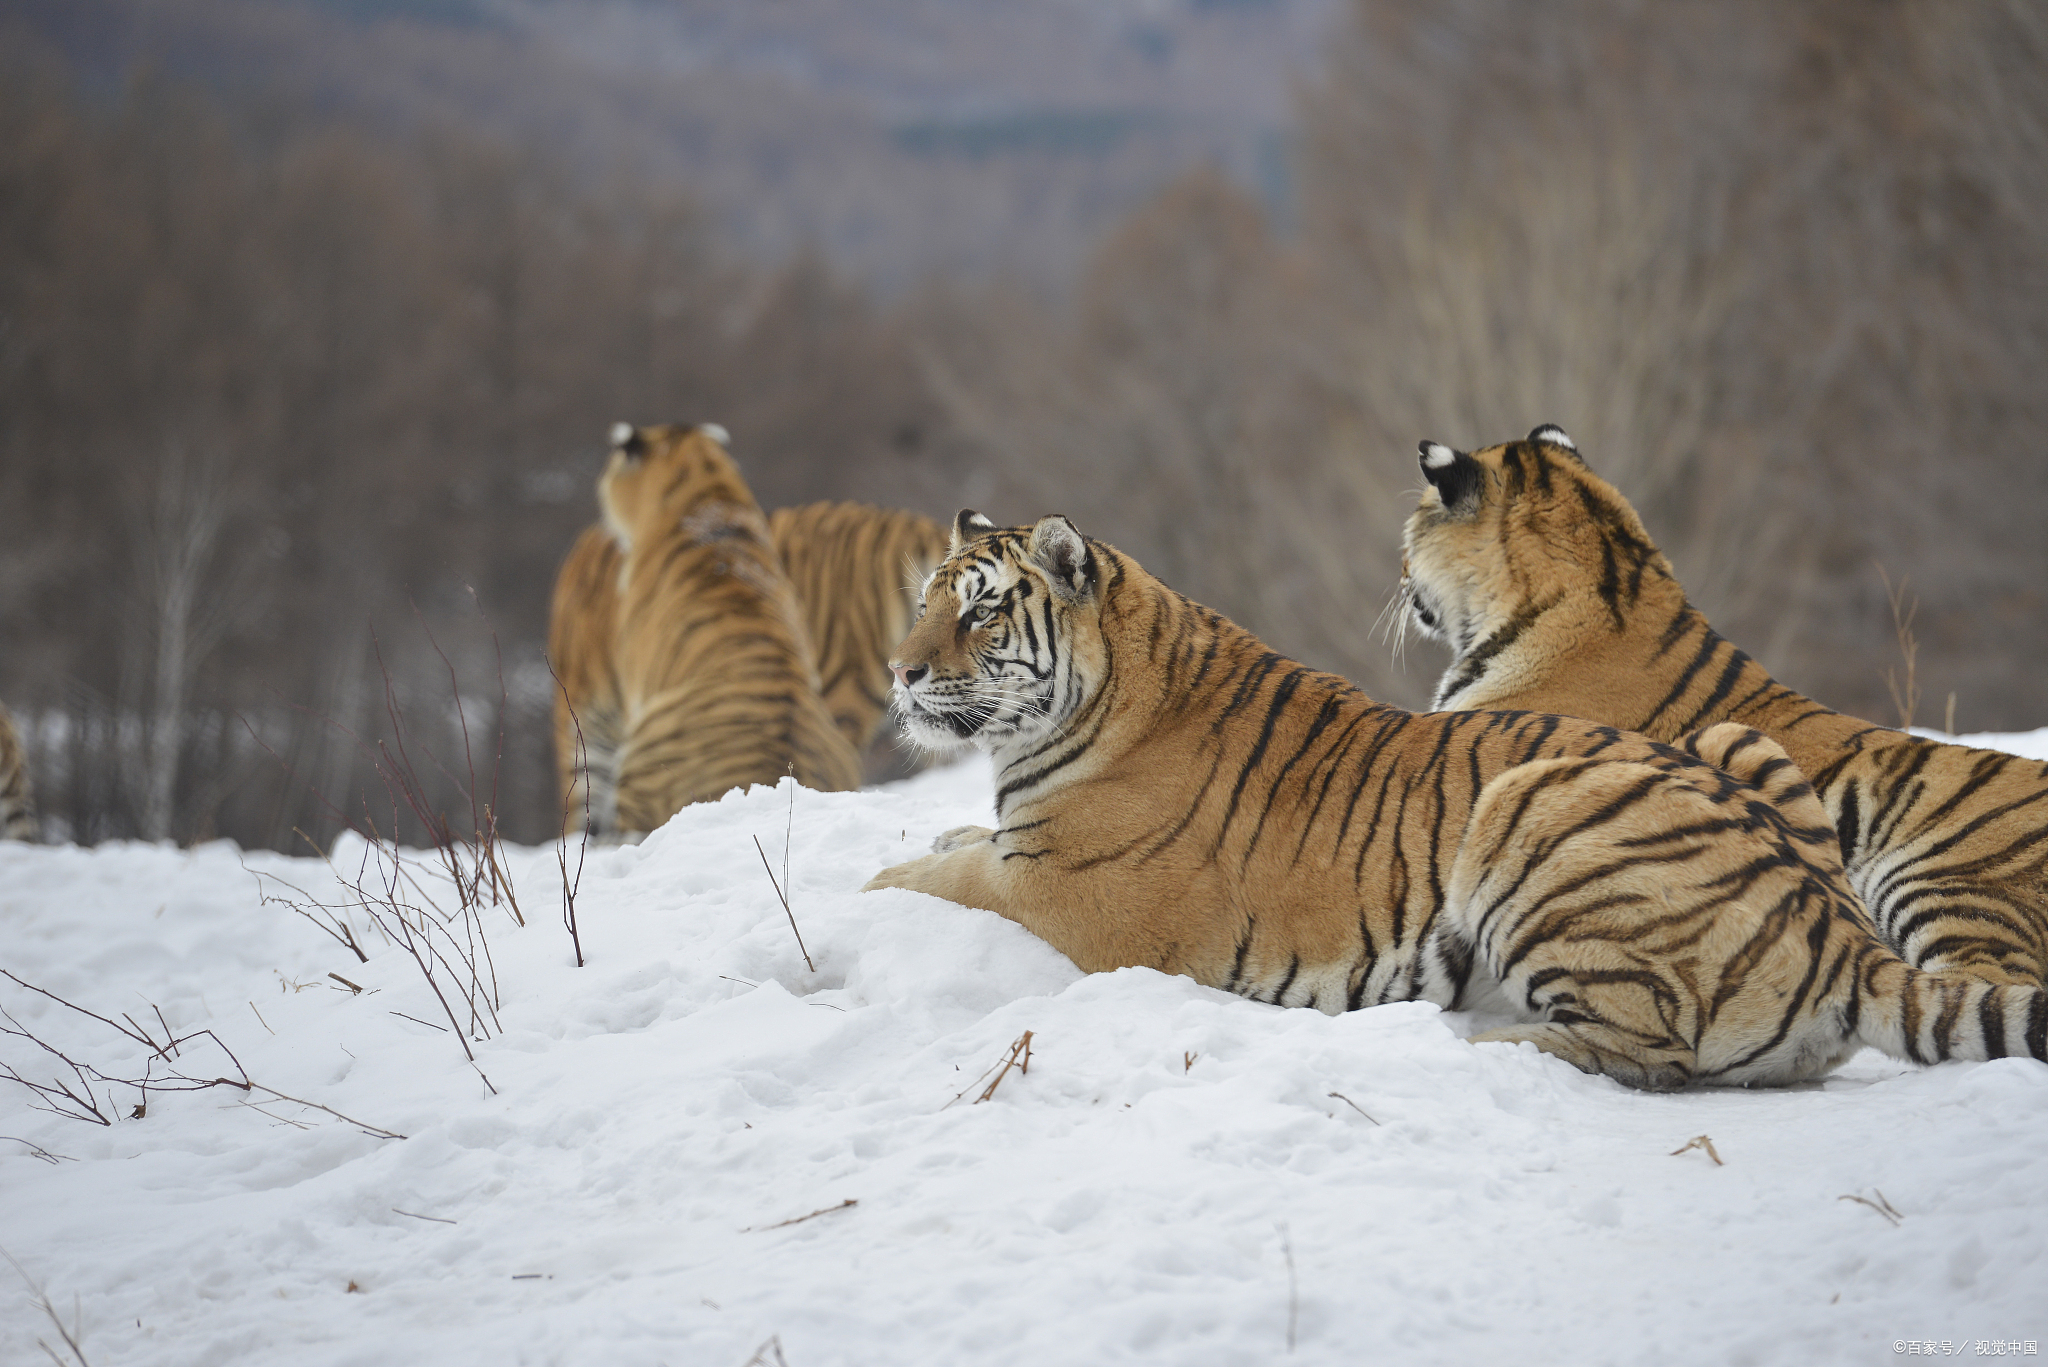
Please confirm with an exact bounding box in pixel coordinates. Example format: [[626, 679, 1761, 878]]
[[864, 836, 1182, 977], [863, 832, 1018, 910]]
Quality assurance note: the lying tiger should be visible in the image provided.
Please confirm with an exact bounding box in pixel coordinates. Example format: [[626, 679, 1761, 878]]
[[0, 700, 37, 841], [550, 422, 861, 838], [1399, 425, 2048, 989], [768, 501, 948, 783], [864, 512, 2046, 1089]]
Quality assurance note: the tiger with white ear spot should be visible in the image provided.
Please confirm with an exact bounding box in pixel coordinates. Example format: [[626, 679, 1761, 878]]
[[570, 421, 860, 837], [863, 512, 2047, 1089], [1400, 425, 2048, 989]]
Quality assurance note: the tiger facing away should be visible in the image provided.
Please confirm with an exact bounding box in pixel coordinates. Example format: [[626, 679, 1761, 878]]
[[768, 501, 949, 783], [592, 422, 861, 836], [1399, 425, 2048, 989], [861, 513, 2047, 1088], [1, 700, 37, 841]]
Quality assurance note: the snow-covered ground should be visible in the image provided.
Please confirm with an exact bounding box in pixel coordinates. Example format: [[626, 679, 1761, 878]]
[[3, 735, 2046, 1367]]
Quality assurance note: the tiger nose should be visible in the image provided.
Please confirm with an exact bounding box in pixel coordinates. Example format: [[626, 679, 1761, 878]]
[[892, 663, 928, 689]]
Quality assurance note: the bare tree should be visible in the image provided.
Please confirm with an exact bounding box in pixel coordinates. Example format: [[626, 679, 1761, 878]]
[[129, 442, 248, 842]]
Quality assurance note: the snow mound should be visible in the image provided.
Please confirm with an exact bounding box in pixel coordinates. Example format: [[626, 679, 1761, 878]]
[[3, 739, 2046, 1366]]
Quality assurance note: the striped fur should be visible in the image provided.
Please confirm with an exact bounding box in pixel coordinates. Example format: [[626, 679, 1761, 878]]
[[1444, 723, 2043, 1088], [1401, 426, 2048, 987], [547, 523, 626, 835], [0, 700, 37, 841], [581, 423, 860, 837], [862, 515, 2047, 1087], [769, 501, 948, 783]]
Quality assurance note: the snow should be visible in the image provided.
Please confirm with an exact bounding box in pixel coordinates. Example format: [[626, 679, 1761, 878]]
[[4, 735, 2047, 1367]]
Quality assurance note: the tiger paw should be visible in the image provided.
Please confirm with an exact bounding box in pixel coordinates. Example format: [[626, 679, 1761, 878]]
[[932, 825, 995, 854], [862, 858, 924, 893]]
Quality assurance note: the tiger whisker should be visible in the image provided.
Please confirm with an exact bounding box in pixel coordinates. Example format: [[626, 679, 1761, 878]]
[[1372, 578, 1415, 673]]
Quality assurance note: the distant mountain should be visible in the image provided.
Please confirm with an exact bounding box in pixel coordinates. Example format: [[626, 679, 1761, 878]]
[[3, 0, 1340, 288]]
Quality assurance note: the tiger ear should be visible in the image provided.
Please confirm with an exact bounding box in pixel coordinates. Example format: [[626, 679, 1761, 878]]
[[610, 422, 645, 459], [1527, 423, 1584, 463], [1028, 514, 1094, 601], [950, 509, 997, 554], [1418, 441, 1483, 511], [696, 422, 731, 449]]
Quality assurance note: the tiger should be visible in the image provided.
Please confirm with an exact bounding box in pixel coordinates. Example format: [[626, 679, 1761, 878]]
[[861, 513, 2046, 1088], [1399, 424, 2048, 989], [768, 501, 949, 783], [547, 522, 625, 835], [0, 700, 37, 841], [586, 422, 861, 837]]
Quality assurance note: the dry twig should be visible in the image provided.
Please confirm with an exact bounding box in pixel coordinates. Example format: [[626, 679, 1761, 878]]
[[243, 611, 526, 1093], [1839, 1190, 1903, 1226], [1669, 1134, 1724, 1165], [1327, 1091, 1381, 1125], [753, 835, 814, 973], [545, 654, 588, 968], [943, 1031, 1034, 1109], [3, 1247, 92, 1367], [0, 974, 403, 1139], [743, 1199, 858, 1233], [391, 1208, 456, 1225]]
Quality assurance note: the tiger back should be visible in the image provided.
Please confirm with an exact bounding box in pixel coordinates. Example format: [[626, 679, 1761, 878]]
[[598, 423, 861, 836], [1400, 425, 2048, 988], [547, 523, 625, 835], [769, 501, 948, 783], [0, 700, 37, 841], [863, 513, 2047, 1088]]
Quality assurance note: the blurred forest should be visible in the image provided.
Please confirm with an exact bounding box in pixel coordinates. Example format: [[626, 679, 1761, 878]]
[[1, 0, 2044, 849]]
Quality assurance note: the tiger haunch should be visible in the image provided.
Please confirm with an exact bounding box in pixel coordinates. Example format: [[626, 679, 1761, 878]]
[[863, 516, 2046, 1088], [1400, 425, 2048, 988]]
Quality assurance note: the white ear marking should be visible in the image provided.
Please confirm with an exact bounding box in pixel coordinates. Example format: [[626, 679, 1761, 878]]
[[1530, 424, 1576, 451], [610, 421, 634, 448], [1421, 442, 1457, 469], [699, 422, 731, 447]]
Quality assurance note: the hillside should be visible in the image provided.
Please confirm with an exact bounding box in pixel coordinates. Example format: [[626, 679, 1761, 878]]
[[4, 0, 1338, 287]]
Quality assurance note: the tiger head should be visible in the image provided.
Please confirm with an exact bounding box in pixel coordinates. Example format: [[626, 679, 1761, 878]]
[[1399, 423, 1671, 661], [596, 421, 743, 554], [888, 510, 1103, 754]]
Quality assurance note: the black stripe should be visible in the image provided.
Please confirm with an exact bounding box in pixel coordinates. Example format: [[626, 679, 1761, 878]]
[[1641, 628, 1728, 734], [1270, 954, 1301, 1005], [1979, 986, 2007, 1058], [1219, 668, 1309, 857], [1224, 917, 1255, 993]]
